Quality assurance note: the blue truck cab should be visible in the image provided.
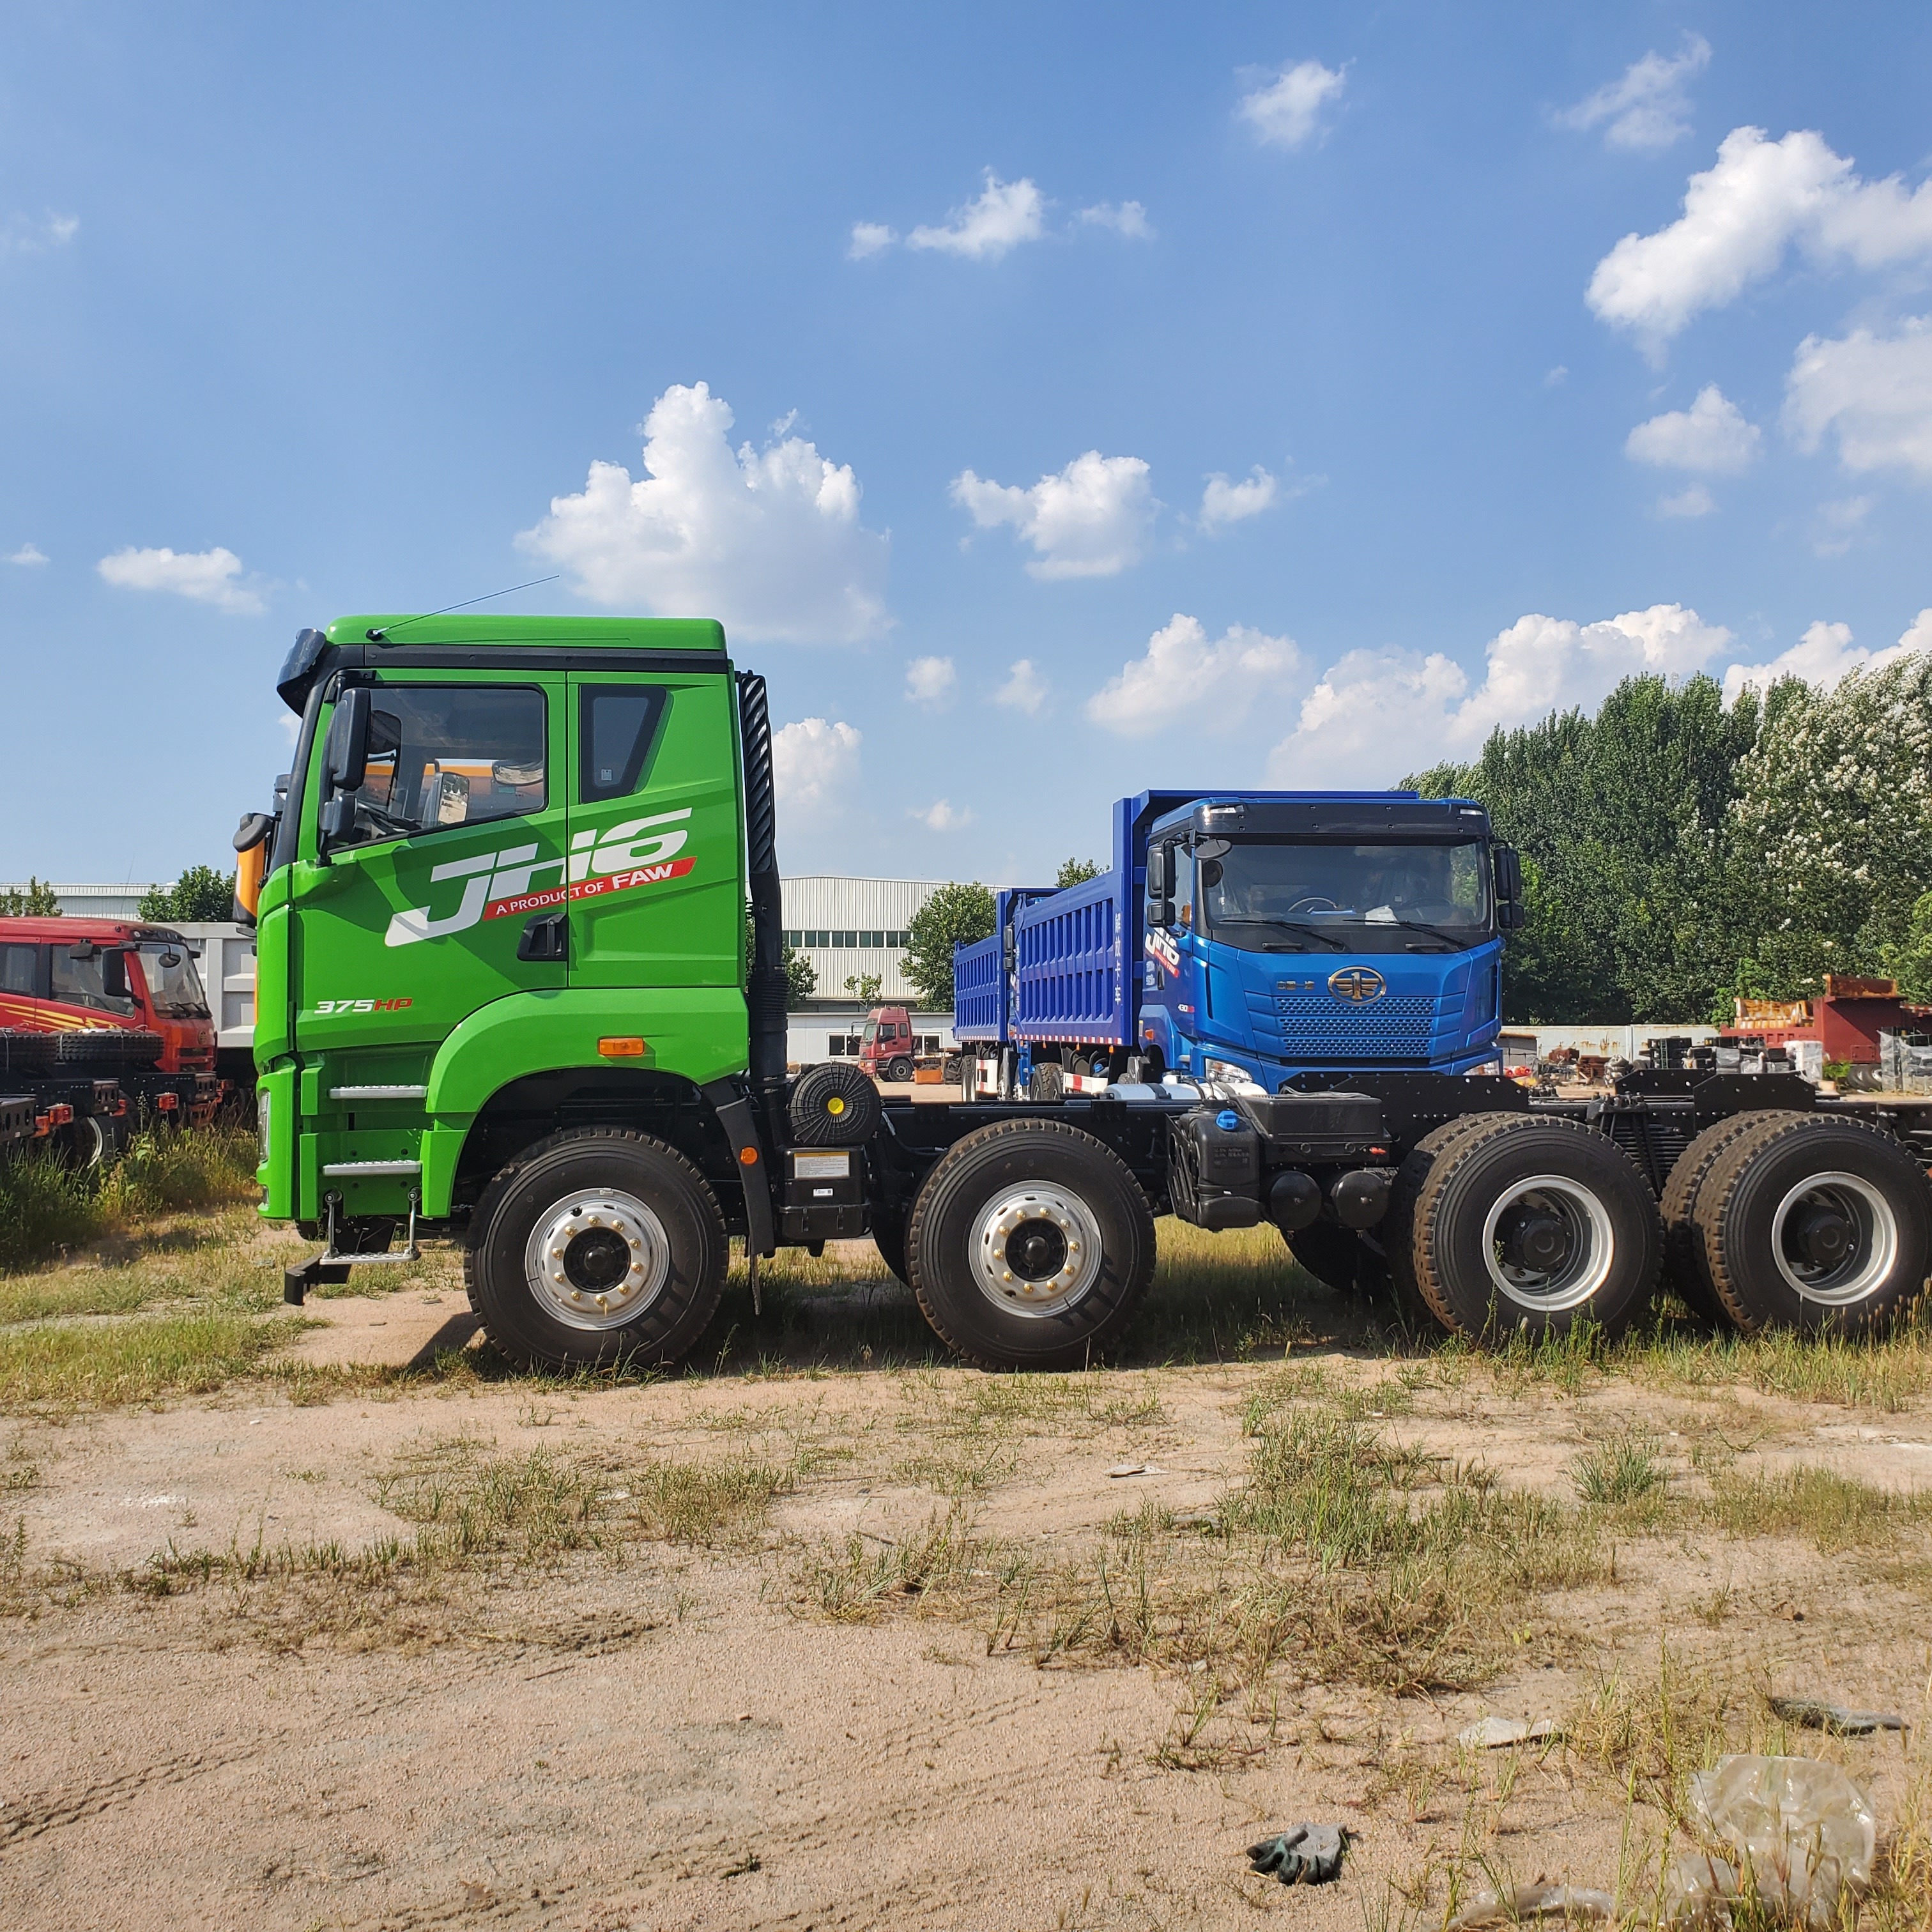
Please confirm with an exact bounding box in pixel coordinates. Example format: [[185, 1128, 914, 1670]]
[[955, 790, 1522, 1097]]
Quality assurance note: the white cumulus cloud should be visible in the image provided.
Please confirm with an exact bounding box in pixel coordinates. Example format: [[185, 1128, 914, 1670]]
[[1587, 127, 1932, 348], [1658, 484, 1717, 518], [1077, 200, 1153, 239], [996, 659, 1048, 714], [904, 655, 956, 707], [847, 222, 896, 259], [1555, 35, 1710, 151], [1198, 466, 1279, 531], [1722, 617, 1918, 702], [1269, 604, 1732, 784], [96, 544, 264, 615], [1812, 495, 1874, 556], [906, 172, 1045, 260], [7, 543, 47, 566], [1237, 60, 1346, 151], [519, 381, 889, 643], [1087, 614, 1299, 738], [911, 799, 972, 831], [1626, 385, 1762, 473], [1784, 318, 1932, 477], [772, 718, 862, 816], [951, 450, 1155, 579], [2, 211, 79, 254]]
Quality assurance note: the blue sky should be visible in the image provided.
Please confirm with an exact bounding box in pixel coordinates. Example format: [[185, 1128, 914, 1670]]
[[3, 3, 1929, 886]]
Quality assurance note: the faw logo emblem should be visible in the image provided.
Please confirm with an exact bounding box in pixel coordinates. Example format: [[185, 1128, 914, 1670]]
[[1328, 965, 1386, 1004], [383, 809, 694, 949]]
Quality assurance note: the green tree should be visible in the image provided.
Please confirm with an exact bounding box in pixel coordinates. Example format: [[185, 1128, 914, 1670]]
[[901, 881, 995, 1008], [138, 864, 236, 922], [1055, 857, 1102, 887], [0, 877, 59, 916], [844, 971, 883, 1002], [1885, 893, 1932, 1008], [785, 945, 817, 1007]]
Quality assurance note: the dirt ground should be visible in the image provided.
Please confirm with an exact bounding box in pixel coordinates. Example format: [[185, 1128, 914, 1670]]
[[4, 1242, 1932, 1930]]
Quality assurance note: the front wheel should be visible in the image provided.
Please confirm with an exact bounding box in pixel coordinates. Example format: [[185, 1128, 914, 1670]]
[[465, 1128, 728, 1370], [886, 1057, 915, 1084], [907, 1119, 1155, 1368]]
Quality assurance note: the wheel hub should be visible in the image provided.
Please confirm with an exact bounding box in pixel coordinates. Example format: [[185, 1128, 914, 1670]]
[[1479, 1174, 1614, 1313], [970, 1184, 1103, 1319], [1771, 1172, 1897, 1306], [523, 1190, 671, 1331]]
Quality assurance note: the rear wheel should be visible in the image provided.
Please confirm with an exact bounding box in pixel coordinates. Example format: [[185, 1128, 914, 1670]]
[[1027, 1061, 1065, 1103], [465, 1128, 728, 1370], [1692, 1114, 1932, 1336], [907, 1119, 1155, 1368], [1388, 1116, 1661, 1340], [1658, 1114, 1786, 1327]]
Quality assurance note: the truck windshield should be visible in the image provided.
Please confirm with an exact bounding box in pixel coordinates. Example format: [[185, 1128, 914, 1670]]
[[134, 944, 211, 1018], [861, 1020, 878, 1046], [1197, 840, 1491, 956]]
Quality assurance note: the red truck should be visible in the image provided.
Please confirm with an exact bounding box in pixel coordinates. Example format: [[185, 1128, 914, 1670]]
[[0, 916, 224, 1161]]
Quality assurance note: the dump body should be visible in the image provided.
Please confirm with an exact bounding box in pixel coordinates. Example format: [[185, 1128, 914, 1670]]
[[954, 790, 1508, 1090]]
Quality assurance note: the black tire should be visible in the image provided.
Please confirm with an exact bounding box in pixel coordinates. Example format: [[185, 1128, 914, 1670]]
[[871, 1206, 910, 1285], [464, 1128, 728, 1370], [907, 1119, 1156, 1369], [55, 1029, 164, 1069], [1027, 1061, 1065, 1103], [1387, 1115, 1662, 1341], [886, 1056, 914, 1084], [1692, 1113, 1932, 1337], [941, 1054, 962, 1085], [0, 1030, 56, 1076], [1659, 1114, 1786, 1327], [788, 1062, 884, 1146], [57, 1112, 120, 1170]]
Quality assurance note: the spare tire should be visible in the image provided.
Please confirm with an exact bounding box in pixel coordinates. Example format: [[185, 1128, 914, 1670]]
[[55, 1029, 164, 1069], [788, 1061, 884, 1147], [0, 1030, 56, 1075]]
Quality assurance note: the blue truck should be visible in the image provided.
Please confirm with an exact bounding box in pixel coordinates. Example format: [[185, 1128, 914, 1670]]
[[954, 790, 1519, 1101]]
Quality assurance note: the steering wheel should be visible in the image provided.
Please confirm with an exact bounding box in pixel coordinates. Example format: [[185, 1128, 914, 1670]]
[[1284, 895, 1340, 916]]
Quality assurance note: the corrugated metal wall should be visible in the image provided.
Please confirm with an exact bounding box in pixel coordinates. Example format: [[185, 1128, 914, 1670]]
[[780, 876, 947, 1002]]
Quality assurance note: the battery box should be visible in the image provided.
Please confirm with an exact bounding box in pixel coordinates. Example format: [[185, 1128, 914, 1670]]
[[779, 1147, 867, 1243]]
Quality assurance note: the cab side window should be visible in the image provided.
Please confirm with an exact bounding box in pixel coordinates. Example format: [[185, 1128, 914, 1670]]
[[52, 949, 138, 1016], [342, 686, 547, 847], [0, 944, 39, 995], [580, 686, 670, 802]]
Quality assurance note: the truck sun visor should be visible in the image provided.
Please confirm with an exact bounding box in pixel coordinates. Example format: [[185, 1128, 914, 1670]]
[[276, 627, 331, 714]]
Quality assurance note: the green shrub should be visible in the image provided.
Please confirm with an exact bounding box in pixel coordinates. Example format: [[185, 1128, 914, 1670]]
[[0, 1153, 103, 1268]]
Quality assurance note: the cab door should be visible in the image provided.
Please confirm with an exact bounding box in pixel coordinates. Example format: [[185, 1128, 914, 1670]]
[[290, 673, 569, 1056], [563, 671, 742, 992]]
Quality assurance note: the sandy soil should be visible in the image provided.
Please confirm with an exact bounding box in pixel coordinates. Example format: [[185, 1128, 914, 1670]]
[[4, 1275, 1930, 1930]]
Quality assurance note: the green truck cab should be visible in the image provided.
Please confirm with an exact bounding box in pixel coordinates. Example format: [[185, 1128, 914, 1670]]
[[247, 613, 786, 1368], [241, 613, 1932, 1370]]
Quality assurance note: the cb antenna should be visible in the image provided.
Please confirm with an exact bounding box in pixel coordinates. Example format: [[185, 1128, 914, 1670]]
[[367, 574, 560, 643]]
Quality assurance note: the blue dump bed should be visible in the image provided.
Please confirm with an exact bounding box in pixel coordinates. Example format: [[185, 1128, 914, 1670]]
[[951, 887, 1049, 1043]]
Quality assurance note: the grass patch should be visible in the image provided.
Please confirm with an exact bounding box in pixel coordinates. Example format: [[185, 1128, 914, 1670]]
[[1703, 1462, 1932, 1551], [0, 1127, 259, 1273], [1570, 1432, 1668, 1508], [0, 1309, 300, 1407]]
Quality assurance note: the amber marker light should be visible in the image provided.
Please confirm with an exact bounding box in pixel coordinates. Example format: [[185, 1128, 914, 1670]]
[[739, 1147, 760, 1165], [598, 1038, 647, 1057]]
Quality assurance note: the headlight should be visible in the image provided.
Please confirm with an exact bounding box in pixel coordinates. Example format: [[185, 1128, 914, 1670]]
[[257, 1089, 272, 1169], [1463, 1056, 1503, 1077], [1203, 1057, 1265, 1092]]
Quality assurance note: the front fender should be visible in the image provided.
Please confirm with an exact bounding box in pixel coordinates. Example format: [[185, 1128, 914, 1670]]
[[418, 986, 749, 1213]]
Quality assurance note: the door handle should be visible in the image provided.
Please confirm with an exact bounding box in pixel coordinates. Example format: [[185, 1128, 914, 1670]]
[[517, 912, 569, 962]]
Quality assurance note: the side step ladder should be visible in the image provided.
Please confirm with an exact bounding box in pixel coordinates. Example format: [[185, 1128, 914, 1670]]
[[284, 1192, 423, 1304]]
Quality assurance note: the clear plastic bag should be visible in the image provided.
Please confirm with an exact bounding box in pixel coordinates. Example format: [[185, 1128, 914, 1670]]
[[1667, 1755, 1876, 1929]]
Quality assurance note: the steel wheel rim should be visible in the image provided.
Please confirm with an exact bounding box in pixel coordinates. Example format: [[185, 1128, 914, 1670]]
[[1479, 1173, 1615, 1314], [1770, 1170, 1897, 1307], [970, 1182, 1103, 1319], [524, 1188, 671, 1331]]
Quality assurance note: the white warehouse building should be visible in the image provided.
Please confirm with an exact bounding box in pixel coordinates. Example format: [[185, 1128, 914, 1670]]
[[779, 875, 947, 1006]]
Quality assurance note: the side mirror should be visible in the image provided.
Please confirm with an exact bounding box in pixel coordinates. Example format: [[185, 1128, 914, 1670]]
[[317, 688, 372, 845], [1146, 846, 1168, 900], [233, 810, 275, 854], [1151, 898, 1176, 928], [158, 949, 181, 969], [323, 688, 372, 795], [1493, 845, 1526, 931], [102, 950, 129, 999], [68, 941, 97, 960]]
